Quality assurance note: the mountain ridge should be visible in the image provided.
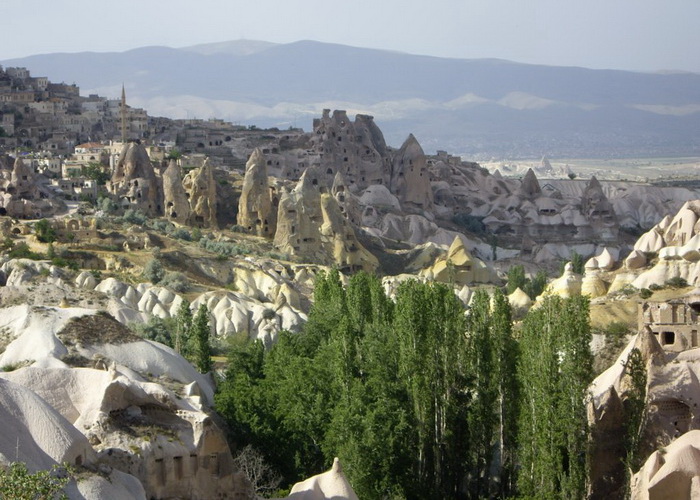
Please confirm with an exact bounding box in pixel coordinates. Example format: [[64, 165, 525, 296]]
[[3, 39, 700, 158]]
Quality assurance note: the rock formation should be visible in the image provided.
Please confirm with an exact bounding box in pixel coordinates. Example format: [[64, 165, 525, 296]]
[[285, 458, 359, 500], [109, 142, 162, 217], [423, 236, 498, 286], [0, 157, 61, 218], [183, 159, 217, 228], [389, 134, 433, 211], [309, 109, 390, 190], [517, 168, 542, 199], [161, 159, 191, 225], [274, 167, 377, 272], [238, 148, 277, 237], [0, 305, 251, 499]]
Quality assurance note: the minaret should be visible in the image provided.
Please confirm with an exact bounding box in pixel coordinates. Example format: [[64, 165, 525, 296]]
[[120, 84, 127, 143]]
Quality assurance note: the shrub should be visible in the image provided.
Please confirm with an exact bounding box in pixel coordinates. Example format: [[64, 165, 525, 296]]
[[666, 276, 689, 289], [649, 283, 663, 291], [0, 462, 73, 499], [8, 242, 44, 260], [169, 228, 192, 241], [639, 288, 653, 299], [35, 219, 56, 243], [143, 258, 165, 284], [452, 213, 486, 235], [122, 209, 147, 225], [160, 271, 189, 292]]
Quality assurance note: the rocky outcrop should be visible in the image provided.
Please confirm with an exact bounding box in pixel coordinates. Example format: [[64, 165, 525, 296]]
[[162, 159, 191, 225], [0, 157, 62, 218], [0, 305, 251, 499], [285, 458, 359, 500], [310, 109, 390, 190], [108, 142, 162, 217], [389, 134, 433, 211], [183, 159, 217, 228], [517, 168, 542, 199], [274, 167, 377, 272], [423, 236, 498, 286], [238, 148, 276, 237]]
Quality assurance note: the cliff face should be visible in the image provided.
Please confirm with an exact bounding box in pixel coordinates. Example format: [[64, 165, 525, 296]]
[[238, 148, 276, 237], [0, 305, 252, 499], [109, 142, 162, 217]]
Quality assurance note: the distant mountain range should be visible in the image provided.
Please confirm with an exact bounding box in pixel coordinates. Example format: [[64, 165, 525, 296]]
[[4, 40, 700, 158]]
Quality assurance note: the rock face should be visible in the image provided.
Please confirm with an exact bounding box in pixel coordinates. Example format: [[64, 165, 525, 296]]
[[0, 305, 251, 500], [0, 157, 61, 218], [626, 201, 700, 289], [183, 159, 217, 228], [238, 148, 277, 237], [631, 429, 700, 500], [162, 159, 191, 225], [109, 142, 162, 217], [389, 134, 433, 211], [517, 168, 542, 199], [274, 167, 377, 272], [309, 109, 390, 190], [423, 236, 498, 286], [286, 458, 359, 500]]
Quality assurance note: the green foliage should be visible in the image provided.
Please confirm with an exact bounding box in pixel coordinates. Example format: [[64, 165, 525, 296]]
[[666, 276, 689, 288], [0, 462, 72, 499], [160, 271, 189, 292], [622, 348, 647, 475], [81, 162, 109, 185], [35, 219, 56, 243], [506, 265, 548, 300], [143, 258, 165, 284], [639, 288, 652, 299], [8, 242, 44, 260], [452, 213, 487, 235], [174, 299, 193, 357], [198, 237, 250, 257], [217, 272, 521, 499], [122, 209, 147, 225], [559, 250, 585, 275], [192, 304, 212, 373], [516, 295, 592, 499], [131, 316, 175, 348], [98, 197, 118, 214]]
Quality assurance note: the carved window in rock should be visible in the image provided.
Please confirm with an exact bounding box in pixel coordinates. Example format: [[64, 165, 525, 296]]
[[174, 456, 183, 480], [661, 331, 676, 346], [155, 458, 166, 485]]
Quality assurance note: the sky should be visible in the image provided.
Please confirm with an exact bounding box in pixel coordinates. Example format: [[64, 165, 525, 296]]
[[1, 0, 699, 73]]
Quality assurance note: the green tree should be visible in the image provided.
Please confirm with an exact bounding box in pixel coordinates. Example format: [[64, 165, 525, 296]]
[[517, 295, 592, 499], [191, 304, 212, 373], [0, 462, 72, 500], [35, 219, 56, 243], [622, 348, 647, 489], [143, 258, 165, 284], [491, 288, 519, 497], [81, 162, 110, 185], [506, 265, 527, 295], [174, 299, 193, 356]]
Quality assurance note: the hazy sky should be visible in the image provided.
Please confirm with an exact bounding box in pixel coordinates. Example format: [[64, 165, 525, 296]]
[[1, 0, 698, 72]]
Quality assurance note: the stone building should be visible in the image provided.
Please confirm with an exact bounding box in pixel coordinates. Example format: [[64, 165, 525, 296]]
[[638, 295, 700, 352]]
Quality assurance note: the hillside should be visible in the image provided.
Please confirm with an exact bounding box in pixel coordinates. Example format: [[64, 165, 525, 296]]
[[4, 40, 700, 158]]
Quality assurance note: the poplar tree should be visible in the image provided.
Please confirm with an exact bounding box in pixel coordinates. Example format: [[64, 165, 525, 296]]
[[192, 304, 212, 373]]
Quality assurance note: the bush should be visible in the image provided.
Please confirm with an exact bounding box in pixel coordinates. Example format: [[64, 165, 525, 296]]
[[122, 209, 147, 225], [8, 242, 44, 260], [452, 214, 486, 235], [131, 316, 174, 348], [160, 271, 189, 292], [639, 288, 653, 299], [143, 258, 165, 284], [98, 197, 119, 214], [0, 462, 72, 499], [35, 219, 56, 243], [666, 276, 689, 289], [199, 238, 250, 257], [169, 228, 192, 241], [649, 283, 663, 291]]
